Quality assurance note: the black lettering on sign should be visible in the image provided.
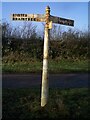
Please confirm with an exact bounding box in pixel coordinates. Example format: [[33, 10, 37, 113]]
[[18, 18, 21, 20], [13, 18, 16, 20], [24, 18, 27, 20], [36, 18, 39, 21], [25, 14, 27, 17], [33, 18, 36, 21], [18, 14, 20, 17], [28, 18, 30, 21]]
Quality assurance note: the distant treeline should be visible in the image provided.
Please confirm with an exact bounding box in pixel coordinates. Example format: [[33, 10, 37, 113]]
[[2, 21, 88, 62]]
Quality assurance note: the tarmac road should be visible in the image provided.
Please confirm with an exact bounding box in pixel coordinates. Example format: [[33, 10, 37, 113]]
[[2, 73, 88, 89]]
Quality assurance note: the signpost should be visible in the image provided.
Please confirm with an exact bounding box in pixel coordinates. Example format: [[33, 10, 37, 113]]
[[11, 6, 74, 107]]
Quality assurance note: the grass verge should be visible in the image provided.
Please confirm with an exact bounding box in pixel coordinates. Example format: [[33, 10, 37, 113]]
[[2, 88, 89, 120], [2, 59, 88, 73]]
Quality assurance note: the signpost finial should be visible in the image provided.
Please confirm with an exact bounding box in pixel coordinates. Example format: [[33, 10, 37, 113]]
[[46, 6, 50, 9], [46, 6, 50, 13]]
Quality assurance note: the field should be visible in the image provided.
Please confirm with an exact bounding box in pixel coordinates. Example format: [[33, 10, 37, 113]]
[[2, 88, 89, 120]]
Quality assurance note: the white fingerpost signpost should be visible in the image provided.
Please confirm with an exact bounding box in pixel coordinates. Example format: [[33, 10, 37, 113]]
[[11, 6, 74, 107], [41, 6, 50, 107]]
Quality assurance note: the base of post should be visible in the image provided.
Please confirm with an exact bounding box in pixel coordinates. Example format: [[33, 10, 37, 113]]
[[41, 97, 48, 107]]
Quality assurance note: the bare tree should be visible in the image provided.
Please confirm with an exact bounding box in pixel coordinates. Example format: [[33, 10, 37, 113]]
[[50, 24, 62, 41], [18, 22, 37, 39]]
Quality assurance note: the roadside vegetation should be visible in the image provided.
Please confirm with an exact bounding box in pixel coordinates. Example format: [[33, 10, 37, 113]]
[[2, 21, 89, 73], [2, 59, 88, 73]]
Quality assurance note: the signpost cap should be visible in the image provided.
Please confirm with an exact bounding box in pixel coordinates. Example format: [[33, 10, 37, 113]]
[[46, 6, 50, 10]]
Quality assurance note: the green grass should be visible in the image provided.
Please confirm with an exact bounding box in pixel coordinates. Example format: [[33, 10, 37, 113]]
[[2, 61, 42, 73], [2, 59, 88, 73], [49, 59, 88, 73], [2, 88, 89, 120]]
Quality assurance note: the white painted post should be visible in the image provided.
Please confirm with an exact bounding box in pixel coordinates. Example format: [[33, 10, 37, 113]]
[[41, 6, 50, 107]]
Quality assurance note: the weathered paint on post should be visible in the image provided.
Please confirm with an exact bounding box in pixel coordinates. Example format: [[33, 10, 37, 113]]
[[41, 6, 50, 107]]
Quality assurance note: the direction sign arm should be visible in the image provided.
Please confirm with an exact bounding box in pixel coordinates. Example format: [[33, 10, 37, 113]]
[[50, 15, 74, 26], [11, 14, 46, 22]]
